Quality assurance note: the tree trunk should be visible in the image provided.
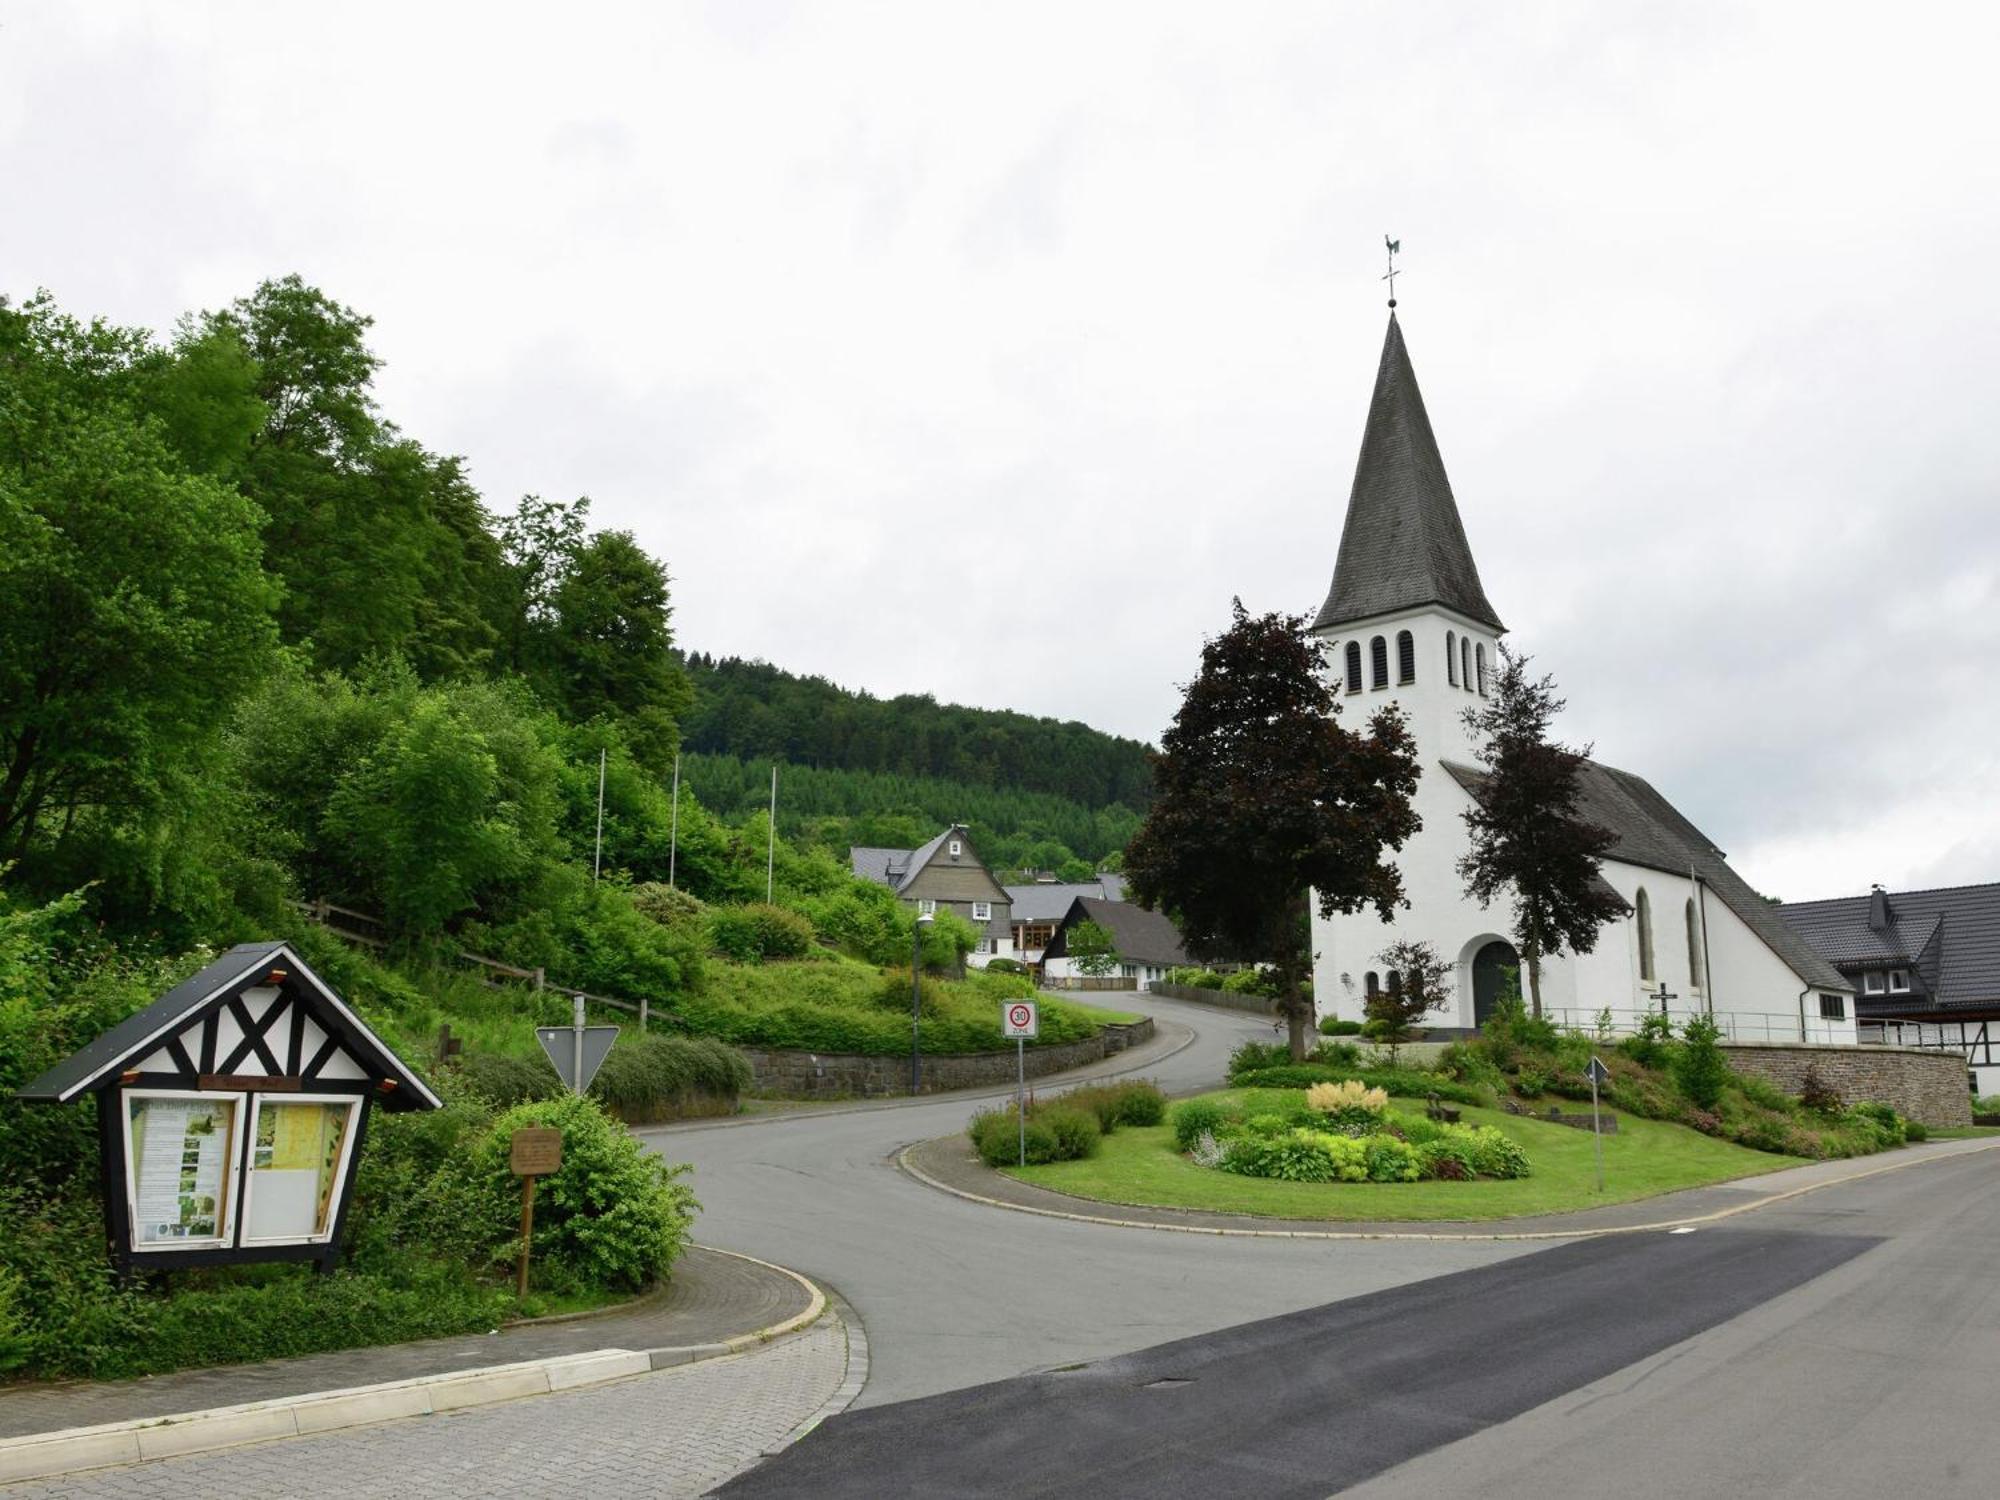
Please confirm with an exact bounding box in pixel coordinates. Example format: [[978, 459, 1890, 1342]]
[[1281, 891, 1312, 1061], [1524, 932, 1544, 1020]]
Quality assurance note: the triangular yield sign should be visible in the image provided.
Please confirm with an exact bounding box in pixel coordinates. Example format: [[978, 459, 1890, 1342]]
[[535, 1026, 620, 1094]]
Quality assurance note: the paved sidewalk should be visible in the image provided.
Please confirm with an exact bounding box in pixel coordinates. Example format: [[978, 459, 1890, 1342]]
[[904, 1131, 2000, 1238], [0, 1319, 852, 1500], [0, 1245, 813, 1441]]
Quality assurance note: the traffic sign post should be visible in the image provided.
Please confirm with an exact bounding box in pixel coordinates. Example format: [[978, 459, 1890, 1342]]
[[1586, 1055, 1612, 1192], [1002, 1001, 1039, 1167], [535, 996, 619, 1095]]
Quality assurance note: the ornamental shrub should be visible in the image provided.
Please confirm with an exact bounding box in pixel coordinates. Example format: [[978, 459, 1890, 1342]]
[[1798, 1063, 1845, 1115], [1318, 1016, 1365, 1036], [456, 1051, 561, 1110], [1845, 1101, 1907, 1149], [1228, 1039, 1293, 1079], [1458, 1124, 1531, 1179], [708, 903, 815, 962], [1041, 1106, 1102, 1161], [968, 1107, 1058, 1166], [1673, 1014, 1728, 1109], [1046, 1080, 1166, 1133], [1906, 1120, 1928, 1143], [1233, 1065, 1485, 1106], [1171, 1097, 1226, 1152], [439, 1093, 698, 1295], [1306, 1079, 1390, 1132], [1222, 1129, 1366, 1182], [1363, 1135, 1422, 1182]]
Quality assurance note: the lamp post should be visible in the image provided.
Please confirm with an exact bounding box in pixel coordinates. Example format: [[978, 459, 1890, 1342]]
[[911, 910, 935, 1094]]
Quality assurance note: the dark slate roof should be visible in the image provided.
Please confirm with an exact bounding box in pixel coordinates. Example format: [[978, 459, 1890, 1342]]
[[1050, 897, 1190, 968], [1004, 879, 1129, 922], [1779, 883, 2000, 1013], [1442, 759, 1851, 994], [1313, 314, 1505, 635], [14, 941, 441, 1108], [895, 827, 959, 893], [849, 846, 909, 888]]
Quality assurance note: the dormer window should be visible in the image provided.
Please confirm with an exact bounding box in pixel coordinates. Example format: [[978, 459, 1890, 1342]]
[[1863, 971, 1886, 995], [1888, 969, 1910, 994]]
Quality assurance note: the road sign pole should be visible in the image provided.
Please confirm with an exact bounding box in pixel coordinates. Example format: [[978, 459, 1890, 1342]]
[[1591, 1075, 1604, 1193], [572, 994, 585, 1097], [1017, 1036, 1026, 1167]]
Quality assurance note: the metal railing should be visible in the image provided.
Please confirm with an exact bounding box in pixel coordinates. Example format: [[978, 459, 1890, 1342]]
[[1534, 1005, 1853, 1048]]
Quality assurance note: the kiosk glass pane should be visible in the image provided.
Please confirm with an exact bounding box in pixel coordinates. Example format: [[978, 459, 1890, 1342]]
[[246, 1099, 352, 1241], [128, 1095, 238, 1246]]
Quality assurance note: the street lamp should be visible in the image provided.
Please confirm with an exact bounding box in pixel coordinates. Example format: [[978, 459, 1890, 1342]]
[[911, 910, 935, 1094]]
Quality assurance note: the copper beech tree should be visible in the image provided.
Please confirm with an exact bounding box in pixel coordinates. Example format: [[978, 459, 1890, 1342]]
[[1128, 603, 1421, 1060]]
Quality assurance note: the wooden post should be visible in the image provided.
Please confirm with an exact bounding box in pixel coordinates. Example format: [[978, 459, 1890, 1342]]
[[517, 1176, 535, 1297], [639, 995, 649, 1032]]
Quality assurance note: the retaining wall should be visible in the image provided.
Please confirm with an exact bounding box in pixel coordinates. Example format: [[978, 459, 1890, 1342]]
[[1720, 1041, 1972, 1128], [743, 1018, 1157, 1098], [1151, 982, 1277, 1017]]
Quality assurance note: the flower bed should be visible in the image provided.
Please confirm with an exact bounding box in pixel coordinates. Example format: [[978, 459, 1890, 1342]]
[[1173, 1082, 1530, 1185]]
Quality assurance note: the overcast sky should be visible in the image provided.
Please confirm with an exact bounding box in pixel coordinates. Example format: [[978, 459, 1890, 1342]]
[[8, 3, 1998, 902]]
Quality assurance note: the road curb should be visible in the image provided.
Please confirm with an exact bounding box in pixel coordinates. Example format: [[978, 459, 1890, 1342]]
[[0, 1244, 830, 1488], [896, 1135, 2000, 1243]]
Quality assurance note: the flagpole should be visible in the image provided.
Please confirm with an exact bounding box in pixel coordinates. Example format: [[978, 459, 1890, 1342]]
[[668, 752, 681, 890], [766, 763, 777, 902], [593, 748, 607, 883]]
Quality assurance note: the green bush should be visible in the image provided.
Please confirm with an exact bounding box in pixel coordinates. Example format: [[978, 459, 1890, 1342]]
[[456, 1051, 561, 1109], [1041, 1105, 1102, 1161], [1434, 1042, 1508, 1095], [1233, 1065, 1485, 1106], [1171, 1097, 1227, 1152], [1166, 966, 1226, 990], [438, 1093, 697, 1294], [1798, 1063, 1845, 1115], [1845, 1101, 1907, 1149], [708, 902, 815, 962], [1672, 1015, 1728, 1109], [982, 957, 1028, 975], [1221, 967, 1278, 997], [588, 1035, 752, 1123], [967, 1103, 1100, 1166], [1222, 1128, 1362, 1182], [1906, 1120, 1929, 1143], [1318, 1016, 1364, 1036], [628, 882, 707, 928], [1052, 1079, 1166, 1132]]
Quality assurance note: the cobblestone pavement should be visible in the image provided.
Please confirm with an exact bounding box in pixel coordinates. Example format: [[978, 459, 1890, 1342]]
[[1, 1321, 850, 1500]]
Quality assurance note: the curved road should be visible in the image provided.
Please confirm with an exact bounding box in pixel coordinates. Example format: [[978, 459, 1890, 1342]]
[[639, 991, 1545, 1407]]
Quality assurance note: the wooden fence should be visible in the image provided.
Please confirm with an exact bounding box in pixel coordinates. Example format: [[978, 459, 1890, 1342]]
[[289, 898, 678, 1034]]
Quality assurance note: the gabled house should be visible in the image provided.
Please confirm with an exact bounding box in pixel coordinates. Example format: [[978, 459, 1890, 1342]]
[[1780, 882, 2000, 1093], [1004, 873, 1129, 968], [850, 824, 1015, 965], [1042, 896, 1190, 990]]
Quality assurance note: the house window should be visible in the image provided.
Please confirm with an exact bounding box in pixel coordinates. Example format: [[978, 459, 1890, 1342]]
[[977, 937, 991, 954], [948, 840, 961, 857], [1370, 636, 1389, 689], [1888, 969, 1910, 993], [1685, 899, 1703, 991], [1446, 631, 1458, 686], [1863, 972, 1886, 995], [1344, 642, 1363, 694], [1820, 993, 1846, 1021], [1461, 637, 1472, 692], [1396, 630, 1415, 684], [971, 902, 991, 921], [917, 899, 936, 916], [1475, 643, 1488, 696], [1636, 888, 1655, 983]]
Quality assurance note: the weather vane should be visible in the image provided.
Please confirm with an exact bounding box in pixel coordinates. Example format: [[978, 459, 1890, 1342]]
[[1383, 235, 1401, 308]]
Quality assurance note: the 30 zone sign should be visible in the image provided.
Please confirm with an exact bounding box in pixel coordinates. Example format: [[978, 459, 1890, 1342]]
[[1002, 1001, 1039, 1039]]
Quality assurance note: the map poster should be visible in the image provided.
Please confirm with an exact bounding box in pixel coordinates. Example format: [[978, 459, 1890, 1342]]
[[129, 1096, 236, 1245]]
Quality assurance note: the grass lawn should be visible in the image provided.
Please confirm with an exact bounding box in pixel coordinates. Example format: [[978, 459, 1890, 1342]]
[[1929, 1125, 2000, 1140], [1004, 1088, 1793, 1222], [1055, 998, 1147, 1025]]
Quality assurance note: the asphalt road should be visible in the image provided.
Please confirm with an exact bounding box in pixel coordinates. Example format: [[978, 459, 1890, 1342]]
[[642, 993, 1547, 1407], [718, 1142, 2000, 1499]]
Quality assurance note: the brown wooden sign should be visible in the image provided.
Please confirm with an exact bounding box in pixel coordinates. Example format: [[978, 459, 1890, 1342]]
[[198, 1074, 301, 1092], [510, 1126, 563, 1177]]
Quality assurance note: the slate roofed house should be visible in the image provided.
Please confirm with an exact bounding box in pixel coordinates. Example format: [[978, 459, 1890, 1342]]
[[1004, 873, 1129, 968], [1042, 896, 1190, 991], [1779, 882, 2000, 1094], [850, 824, 1014, 966]]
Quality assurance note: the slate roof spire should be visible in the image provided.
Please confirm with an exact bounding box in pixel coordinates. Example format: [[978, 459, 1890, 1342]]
[[1312, 313, 1505, 634]]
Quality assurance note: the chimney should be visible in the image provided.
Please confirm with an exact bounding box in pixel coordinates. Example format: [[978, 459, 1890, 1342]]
[[1868, 884, 1890, 933]]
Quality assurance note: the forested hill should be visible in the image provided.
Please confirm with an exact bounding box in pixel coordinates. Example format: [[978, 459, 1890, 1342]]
[[680, 655, 1154, 811]]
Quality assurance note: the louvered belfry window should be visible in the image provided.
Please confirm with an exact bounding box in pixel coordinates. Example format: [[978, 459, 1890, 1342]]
[[1370, 636, 1388, 689], [1344, 642, 1363, 693], [1396, 630, 1415, 684]]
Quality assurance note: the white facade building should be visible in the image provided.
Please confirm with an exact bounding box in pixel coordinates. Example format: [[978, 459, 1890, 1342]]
[[1309, 314, 1854, 1042]]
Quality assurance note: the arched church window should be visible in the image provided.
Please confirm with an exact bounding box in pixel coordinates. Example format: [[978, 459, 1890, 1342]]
[[1446, 631, 1458, 686], [1370, 636, 1388, 689], [1475, 643, 1488, 696], [1386, 969, 1402, 995], [1686, 899, 1703, 990], [1396, 630, 1415, 684], [1461, 637, 1472, 692], [1344, 642, 1362, 693], [1636, 888, 1656, 983], [1364, 971, 1381, 998]]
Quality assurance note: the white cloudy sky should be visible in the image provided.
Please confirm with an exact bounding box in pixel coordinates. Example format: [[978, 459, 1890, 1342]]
[[7, 2, 1998, 902]]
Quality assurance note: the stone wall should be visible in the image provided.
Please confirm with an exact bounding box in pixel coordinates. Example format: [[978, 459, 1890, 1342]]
[[1720, 1042, 1972, 1128], [743, 1018, 1157, 1098], [1151, 982, 1277, 1017]]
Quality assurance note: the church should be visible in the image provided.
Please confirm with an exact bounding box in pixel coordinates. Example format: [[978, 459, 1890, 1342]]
[[1310, 312, 1855, 1043]]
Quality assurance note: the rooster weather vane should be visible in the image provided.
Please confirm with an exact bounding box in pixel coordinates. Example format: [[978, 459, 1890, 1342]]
[[1383, 236, 1401, 308]]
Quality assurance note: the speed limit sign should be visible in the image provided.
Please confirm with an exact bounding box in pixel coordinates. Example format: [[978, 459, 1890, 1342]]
[[1002, 1000, 1039, 1039]]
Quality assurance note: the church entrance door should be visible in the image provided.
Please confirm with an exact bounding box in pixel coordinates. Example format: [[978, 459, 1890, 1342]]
[[1472, 940, 1521, 1026]]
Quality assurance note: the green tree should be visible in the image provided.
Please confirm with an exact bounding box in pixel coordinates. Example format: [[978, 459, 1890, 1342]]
[[1365, 939, 1451, 1066], [0, 295, 278, 872], [1457, 645, 1626, 1018], [1127, 603, 1421, 1059], [1064, 918, 1119, 979], [545, 531, 692, 770]]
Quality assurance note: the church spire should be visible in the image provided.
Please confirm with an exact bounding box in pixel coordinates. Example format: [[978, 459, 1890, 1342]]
[[1312, 313, 1504, 635]]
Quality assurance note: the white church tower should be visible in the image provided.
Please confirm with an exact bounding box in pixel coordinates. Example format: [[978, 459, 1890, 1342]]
[[1309, 312, 1855, 1041]]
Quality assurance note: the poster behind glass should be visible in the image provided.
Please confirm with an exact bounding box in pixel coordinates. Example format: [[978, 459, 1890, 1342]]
[[246, 1099, 352, 1240], [129, 1096, 237, 1245]]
